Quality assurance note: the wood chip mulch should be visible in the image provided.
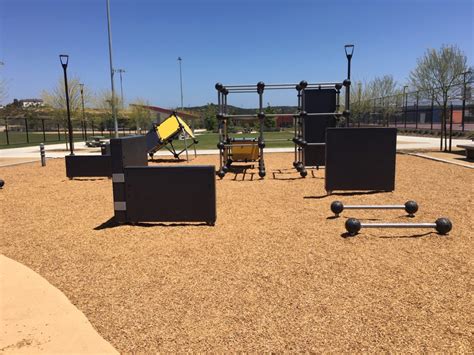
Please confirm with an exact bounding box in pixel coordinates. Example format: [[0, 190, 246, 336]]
[[1, 153, 472, 352]]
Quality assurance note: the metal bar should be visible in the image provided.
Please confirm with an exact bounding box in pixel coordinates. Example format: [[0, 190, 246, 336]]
[[305, 112, 343, 117], [223, 114, 257, 119], [345, 205, 405, 209], [306, 143, 326, 146], [361, 222, 435, 228]]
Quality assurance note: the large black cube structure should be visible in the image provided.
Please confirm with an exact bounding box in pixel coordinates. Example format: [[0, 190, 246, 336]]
[[325, 128, 397, 193], [111, 135, 216, 225]]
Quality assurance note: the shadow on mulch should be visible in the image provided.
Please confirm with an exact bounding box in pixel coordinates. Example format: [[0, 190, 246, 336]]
[[68, 177, 110, 181], [304, 190, 388, 200], [94, 217, 210, 230], [340, 231, 434, 239], [149, 158, 185, 163]]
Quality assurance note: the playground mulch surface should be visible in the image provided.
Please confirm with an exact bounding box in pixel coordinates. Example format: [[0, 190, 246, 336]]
[[1, 153, 472, 352]]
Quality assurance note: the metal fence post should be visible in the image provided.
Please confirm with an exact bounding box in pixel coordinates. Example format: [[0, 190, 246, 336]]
[[42, 119, 46, 142], [415, 94, 419, 129], [57, 124, 61, 141], [430, 94, 434, 130], [25, 118, 29, 143], [449, 104, 453, 152]]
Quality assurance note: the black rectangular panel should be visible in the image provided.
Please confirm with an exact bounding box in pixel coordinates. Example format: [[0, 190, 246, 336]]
[[304, 89, 337, 113], [124, 166, 216, 224], [304, 145, 325, 167], [325, 128, 397, 192], [302, 89, 337, 167], [110, 135, 148, 174], [65, 155, 111, 178]]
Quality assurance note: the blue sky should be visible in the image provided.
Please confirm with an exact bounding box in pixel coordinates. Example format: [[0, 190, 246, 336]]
[[0, 0, 472, 108]]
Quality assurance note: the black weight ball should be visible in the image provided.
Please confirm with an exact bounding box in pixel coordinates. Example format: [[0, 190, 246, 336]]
[[0, 179, 4, 188], [404, 200, 418, 215], [345, 218, 361, 235], [331, 201, 344, 216], [435, 218, 452, 235]]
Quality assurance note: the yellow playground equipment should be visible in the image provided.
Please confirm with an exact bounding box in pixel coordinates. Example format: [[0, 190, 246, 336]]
[[145, 112, 198, 160]]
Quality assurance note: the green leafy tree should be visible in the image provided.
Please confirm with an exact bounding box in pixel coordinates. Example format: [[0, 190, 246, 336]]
[[128, 99, 153, 132], [203, 103, 218, 131], [263, 104, 276, 129], [409, 44, 469, 150]]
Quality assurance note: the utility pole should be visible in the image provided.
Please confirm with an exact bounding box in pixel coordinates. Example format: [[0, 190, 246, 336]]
[[106, 0, 118, 137], [178, 57, 184, 110]]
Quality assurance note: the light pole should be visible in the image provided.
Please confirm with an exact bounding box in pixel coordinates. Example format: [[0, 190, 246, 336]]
[[59, 54, 74, 155], [79, 83, 87, 140], [178, 57, 184, 111], [114, 69, 126, 109], [403, 85, 408, 128], [106, 0, 118, 138], [344, 44, 354, 126]]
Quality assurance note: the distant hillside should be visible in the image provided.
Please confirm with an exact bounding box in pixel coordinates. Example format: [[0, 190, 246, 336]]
[[186, 104, 298, 116]]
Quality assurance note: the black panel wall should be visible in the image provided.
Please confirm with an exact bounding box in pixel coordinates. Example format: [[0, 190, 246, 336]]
[[124, 166, 216, 224], [303, 89, 337, 167], [65, 155, 112, 179], [325, 128, 397, 192]]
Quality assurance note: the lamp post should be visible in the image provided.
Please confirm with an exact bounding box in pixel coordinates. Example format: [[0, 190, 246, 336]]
[[178, 57, 184, 111], [344, 44, 354, 126], [114, 69, 126, 109], [403, 85, 408, 128], [59, 54, 74, 155], [79, 83, 87, 140], [106, 0, 118, 138]]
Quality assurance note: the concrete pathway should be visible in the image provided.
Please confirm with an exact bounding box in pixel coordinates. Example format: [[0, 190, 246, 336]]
[[0, 255, 118, 354], [0, 135, 472, 161]]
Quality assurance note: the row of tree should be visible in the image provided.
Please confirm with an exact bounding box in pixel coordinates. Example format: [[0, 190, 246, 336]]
[[350, 45, 472, 128]]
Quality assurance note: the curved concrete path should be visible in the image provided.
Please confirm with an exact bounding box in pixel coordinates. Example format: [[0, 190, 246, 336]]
[[0, 255, 117, 354]]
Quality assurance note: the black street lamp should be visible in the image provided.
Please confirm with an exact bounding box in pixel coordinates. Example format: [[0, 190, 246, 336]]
[[344, 44, 355, 126], [59, 54, 74, 155]]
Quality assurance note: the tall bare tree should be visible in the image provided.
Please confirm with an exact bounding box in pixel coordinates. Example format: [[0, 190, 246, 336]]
[[351, 76, 400, 125], [128, 98, 153, 133], [41, 76, 90, 116], [409, 44, 469, 150]]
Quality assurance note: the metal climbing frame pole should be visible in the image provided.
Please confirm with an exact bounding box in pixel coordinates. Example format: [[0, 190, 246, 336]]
[[257, 81, 266, 178], [216, 83, 224, 177], [223, 89, 229, 165], [294, 84, 302, 167]]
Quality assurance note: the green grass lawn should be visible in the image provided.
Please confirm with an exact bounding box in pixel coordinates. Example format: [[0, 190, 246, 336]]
[[174, 130, 295, 150], [0, 130, 295, 150]]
